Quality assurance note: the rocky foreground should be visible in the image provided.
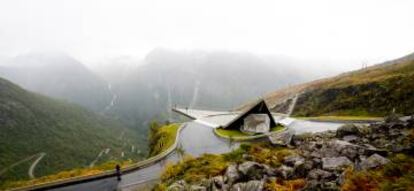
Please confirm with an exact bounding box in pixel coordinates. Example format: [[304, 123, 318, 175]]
[[161, 116, 414, 191]]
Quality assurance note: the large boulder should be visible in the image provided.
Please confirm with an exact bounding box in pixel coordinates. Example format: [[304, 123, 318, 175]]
[[336, 124, 360, 138], [225, 164, 240, 184], [284, 155, 305, 167], [238, 161, 266, 180], [230, 180, 264, 191], [294, 160, 315, 177], [359, 154, 390, 170], [311, 140, 361, 159], [210, 176, 227, 191], [342, 135, 359, 143], [268, 130, 294, 146], [384, 113, 402, 123], [407, 115, 414, 127], [322, 157, 353, 171], [307, 169, 335, 181], [303, 180, 339, 191], [362, 144, 388, 156], [275, 165, 294, 179]]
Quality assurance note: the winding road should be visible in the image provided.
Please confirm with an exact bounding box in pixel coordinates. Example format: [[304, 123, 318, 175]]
[[28, 153, 46, 179], [0, 152, 45, 178], [48, 118, 343, 191]]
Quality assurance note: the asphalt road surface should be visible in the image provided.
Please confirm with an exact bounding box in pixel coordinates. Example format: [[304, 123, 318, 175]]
[[51, 120, 343, 191]]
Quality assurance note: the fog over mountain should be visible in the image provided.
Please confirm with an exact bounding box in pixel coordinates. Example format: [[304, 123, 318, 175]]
[[0, 49, 359, 131], [0, 53, 112, 112], [94, 49, 351, 129], [1, 0, 414, 189]]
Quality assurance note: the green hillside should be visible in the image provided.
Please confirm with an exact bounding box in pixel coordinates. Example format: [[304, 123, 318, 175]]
[[0, 77, 146, 185], [262, 52, 414, 117]]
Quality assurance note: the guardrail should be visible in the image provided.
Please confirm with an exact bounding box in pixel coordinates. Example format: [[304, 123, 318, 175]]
[[9, 124, 187, 191]]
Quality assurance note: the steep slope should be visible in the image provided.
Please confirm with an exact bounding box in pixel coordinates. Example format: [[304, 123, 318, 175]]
[[0, 77, 145, 184], [252, 52, 414, 116], [0, 53, 112, 112]]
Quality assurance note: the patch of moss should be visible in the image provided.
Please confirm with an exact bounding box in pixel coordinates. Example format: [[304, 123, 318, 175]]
[[341, 154, 414, 191], [214, 125, 285, 139], [160, 154, 229, 186], [265, 178, 306, 191], [156, 143, 295, 189]]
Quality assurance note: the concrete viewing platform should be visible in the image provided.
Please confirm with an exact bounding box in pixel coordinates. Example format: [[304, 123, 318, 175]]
[[172, 107, 295, 128]]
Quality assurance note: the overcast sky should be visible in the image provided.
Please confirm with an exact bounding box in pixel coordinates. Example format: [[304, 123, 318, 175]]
[[0, 0, 413, 65]]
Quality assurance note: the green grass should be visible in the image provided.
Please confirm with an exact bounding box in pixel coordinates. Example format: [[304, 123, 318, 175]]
[[267, 54, 414, 117], [214, 125, 285, 140], [0, 160, 134, 190], [341, 154, 414, 191], [148, 123, 180, 157], [293, 73, 414, 117], [154, 143, 296, 191], [0, 77, 146, 187]]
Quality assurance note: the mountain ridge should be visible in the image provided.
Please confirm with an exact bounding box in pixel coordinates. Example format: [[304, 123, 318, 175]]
[[241, 52, 414, 117], [0, 77, 145, 185]]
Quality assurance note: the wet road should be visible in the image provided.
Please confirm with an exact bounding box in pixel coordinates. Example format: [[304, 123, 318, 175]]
[[50, 119, 342, 191], [51, 122, 237, 191], [289, 120, 344, 134]]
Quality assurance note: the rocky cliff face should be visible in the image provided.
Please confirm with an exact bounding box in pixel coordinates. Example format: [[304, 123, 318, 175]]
[[163, 116, 414, 191]]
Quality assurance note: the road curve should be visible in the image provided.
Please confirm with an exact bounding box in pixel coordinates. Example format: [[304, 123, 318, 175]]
[[48, 119, 343, 191], [28, 153, 46, 179], [48, 122, 236, 191], [0, 153, 44, 177]]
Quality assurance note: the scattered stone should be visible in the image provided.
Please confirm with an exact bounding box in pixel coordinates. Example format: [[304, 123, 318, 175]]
[[336, 124, 360, 138], [238, 161, 266, 180], [238, 161, 260, 174], [225, 164, 240, 184], [211, 176, 226, 189], [337, 171, 347, 185], [230, 180, 264, 191], [189, 185, 206, 191], [307, 169, 335, 181], [359, 154, 390, 170], [384, 113, 401, 123], [168, 180, 188, 191], [362, 144, 388, 156], [275, 165, 294, 179], [165, 118, 414, 191], [342, 135, 359, 143], [321, 181, 339, 190], [322, 157, 353, 171], [268, 130, 294, 146], [283, 155, 305, 168]]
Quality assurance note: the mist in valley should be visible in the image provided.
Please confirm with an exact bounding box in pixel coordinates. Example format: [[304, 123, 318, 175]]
[[0, 49, 363, 133], [1, 0, 414, 189]]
